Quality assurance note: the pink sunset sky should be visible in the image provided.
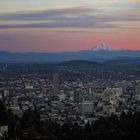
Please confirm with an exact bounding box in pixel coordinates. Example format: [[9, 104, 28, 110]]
[[0, 0, 140, 52]]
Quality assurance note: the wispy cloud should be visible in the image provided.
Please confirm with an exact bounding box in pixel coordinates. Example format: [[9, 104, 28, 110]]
[[129, 0, 140, 3], [0, 34, 32, 41], [0, 6, 139, 29]]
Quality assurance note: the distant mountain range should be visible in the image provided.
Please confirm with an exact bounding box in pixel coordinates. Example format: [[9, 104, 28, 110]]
[[0, 43, 140, 63], [57, 60, 105, 67]]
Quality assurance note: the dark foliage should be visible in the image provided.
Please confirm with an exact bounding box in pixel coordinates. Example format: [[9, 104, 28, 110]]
[[1, 100, 140, 140]]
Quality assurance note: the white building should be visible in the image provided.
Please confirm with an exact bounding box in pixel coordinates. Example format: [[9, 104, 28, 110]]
[[0, 125, 8, 138], [78, 101, 94, 114]]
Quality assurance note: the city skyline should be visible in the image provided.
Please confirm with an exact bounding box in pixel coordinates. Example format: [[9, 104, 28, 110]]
[[0, 0, 140, 52]]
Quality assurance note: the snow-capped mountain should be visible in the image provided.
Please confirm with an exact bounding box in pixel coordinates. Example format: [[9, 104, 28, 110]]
[[92, 43, 118, 51]]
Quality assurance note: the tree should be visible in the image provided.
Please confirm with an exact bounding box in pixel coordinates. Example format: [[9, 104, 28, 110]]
[[27, 127, 37, 140]]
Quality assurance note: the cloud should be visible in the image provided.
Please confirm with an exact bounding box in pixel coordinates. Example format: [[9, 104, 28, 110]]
[[0, 34, 32, 41], [0, 6, 139, 29], [129, 0, 140, 3]]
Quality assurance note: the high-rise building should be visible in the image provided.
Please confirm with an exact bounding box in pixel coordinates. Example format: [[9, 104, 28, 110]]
[[53, 73, 60, 94], [135, 82, 140, 100], [74, 89, 82, 104]]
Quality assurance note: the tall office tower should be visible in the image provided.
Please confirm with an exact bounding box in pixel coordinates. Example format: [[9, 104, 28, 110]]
[[135, 82, 140, 100], [53, 73, 60, 94], [74, 88, 82, 104]]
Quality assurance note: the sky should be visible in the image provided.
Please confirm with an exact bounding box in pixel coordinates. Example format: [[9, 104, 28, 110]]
[[0, 0, 140, 52]]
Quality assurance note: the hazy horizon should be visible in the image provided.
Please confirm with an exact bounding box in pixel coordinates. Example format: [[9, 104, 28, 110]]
[[0, 43, 140, 53]]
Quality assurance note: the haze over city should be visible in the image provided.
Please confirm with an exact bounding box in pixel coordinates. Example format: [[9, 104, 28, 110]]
[[0, 0, 140, 52]]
